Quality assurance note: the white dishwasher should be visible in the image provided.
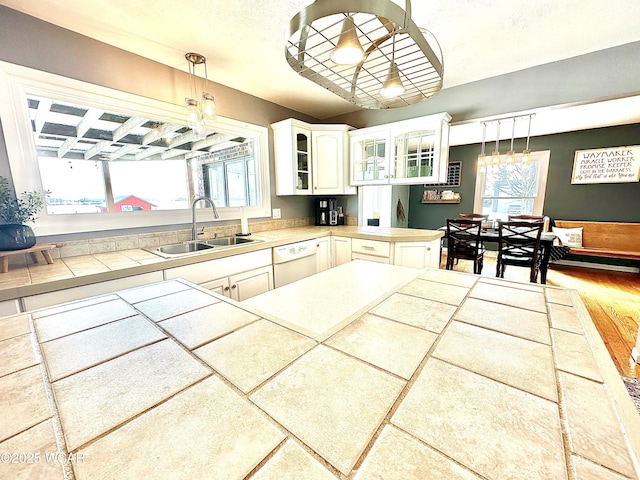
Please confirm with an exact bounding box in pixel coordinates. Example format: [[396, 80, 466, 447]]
[[272, 239, 318, 288]]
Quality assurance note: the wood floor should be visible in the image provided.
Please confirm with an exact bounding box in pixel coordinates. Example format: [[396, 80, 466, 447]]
[[442, 255, 640, 378]]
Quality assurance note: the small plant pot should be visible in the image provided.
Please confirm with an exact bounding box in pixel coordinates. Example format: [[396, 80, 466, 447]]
[[0, 224, 37, 250]]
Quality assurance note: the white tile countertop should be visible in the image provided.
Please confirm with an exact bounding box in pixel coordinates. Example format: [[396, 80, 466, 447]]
[[1, 261, 639, 479], [0, 225, 443, 302]]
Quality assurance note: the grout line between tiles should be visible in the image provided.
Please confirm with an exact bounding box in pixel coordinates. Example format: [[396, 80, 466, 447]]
[[546, 290, 576, 480], [241, 437, 289, 480], [187, 344, 347, 479], [67, 373, 214, 453], [28, 313, 76, 480], [385, 422, 492, 480], [347, 275, 480, 475]]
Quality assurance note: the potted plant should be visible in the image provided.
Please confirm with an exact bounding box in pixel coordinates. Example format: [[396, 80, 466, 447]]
[[0, 176, 46, 250]]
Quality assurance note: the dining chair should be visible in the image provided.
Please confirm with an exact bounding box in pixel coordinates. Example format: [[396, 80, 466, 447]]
[[507, 215, 544, 221], [496, 221, 544, 283], [459, 213, 489, 220], [446, 218, 485, 274], [508, 214, 549, 231]]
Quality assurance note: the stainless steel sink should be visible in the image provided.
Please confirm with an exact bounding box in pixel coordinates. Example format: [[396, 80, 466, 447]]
[[145, 236, 262, 258], [151, 241, 214, 257], [202, 236, 261, 247]]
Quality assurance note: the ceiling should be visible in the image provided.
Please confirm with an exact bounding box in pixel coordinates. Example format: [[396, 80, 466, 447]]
[[2, 0, 640, 121]]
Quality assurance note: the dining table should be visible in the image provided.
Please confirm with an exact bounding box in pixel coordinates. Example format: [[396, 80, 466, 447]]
[[439, 226, 560, 284]]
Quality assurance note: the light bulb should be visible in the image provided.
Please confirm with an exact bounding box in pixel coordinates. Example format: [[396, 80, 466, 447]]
[[380, 62, 405, 98], [477, 153, 486, 173], [192, 121, 207, 140], [330, 16, 364, 65], [201, 93, 216, 120], [505, 151, 515, 171], [185, 98, 201, 128], [521, 149, 531, 171]]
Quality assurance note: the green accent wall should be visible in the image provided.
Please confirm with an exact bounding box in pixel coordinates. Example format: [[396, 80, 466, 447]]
[[409, 123, 640, 230]]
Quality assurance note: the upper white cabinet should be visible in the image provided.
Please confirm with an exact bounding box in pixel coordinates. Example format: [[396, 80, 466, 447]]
[[349, 113, 451, 186], [349, 125, 390, 185], [271, 119, 356, 196]]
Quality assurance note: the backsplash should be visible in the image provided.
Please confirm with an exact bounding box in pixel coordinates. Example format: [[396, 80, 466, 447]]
[[6, 215, 356, 266]]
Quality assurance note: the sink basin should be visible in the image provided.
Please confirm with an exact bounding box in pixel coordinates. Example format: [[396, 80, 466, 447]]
[[145, 236, 263, 258], [153, 241, 214, 257], [202, 236, 261, 247]]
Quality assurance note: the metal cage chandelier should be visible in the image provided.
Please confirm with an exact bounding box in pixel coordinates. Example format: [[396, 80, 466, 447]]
[[285, 0, 444, 110]]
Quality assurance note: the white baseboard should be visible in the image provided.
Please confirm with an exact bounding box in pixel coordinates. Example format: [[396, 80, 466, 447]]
[[554, 259, 640, 274]]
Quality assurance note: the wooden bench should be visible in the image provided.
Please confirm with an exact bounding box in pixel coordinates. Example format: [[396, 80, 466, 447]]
[[0, 244, 57, 273], [553, 220, 640, 261]]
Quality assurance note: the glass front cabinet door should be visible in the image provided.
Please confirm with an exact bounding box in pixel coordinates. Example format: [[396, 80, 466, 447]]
[[390, 112, 451, 184], [272, 119, 354, 195], [272, 119, 313, 195], [349, 112, 451, 186], [349, 127, 391, 186]]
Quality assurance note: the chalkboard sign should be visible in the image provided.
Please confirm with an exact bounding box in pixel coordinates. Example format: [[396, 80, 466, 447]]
[[571, 146, 640, 184]]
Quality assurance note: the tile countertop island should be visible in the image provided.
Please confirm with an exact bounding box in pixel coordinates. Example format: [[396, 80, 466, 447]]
[[2, 260, 640, 479]]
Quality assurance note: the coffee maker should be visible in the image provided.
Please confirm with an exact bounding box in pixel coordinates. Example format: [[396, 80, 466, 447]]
[[314, 198, 338, 226]]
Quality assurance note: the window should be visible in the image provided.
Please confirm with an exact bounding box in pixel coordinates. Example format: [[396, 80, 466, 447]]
[[0, 62, 271, 235], [473, 151, 550, 221], [109, 160, 190, 211], [38, 158, 106, 214], [197, 142, 257, 208]]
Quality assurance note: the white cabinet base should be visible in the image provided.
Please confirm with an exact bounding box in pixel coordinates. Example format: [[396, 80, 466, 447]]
[[394, 240, 441, 269], [331, 236, 352, 267]]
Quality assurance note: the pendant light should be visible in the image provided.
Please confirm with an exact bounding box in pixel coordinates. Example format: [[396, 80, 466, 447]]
[[505, 117, 516, 171], [477, 122, 487, 174], [521, 114, 533, 170], [185, 52, 216, 138], [380, 30, 406, 98], [491, 121, 501, 172], [330, 15, 364, 65]]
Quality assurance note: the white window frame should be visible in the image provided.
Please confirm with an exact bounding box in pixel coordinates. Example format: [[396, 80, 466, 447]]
[[473, 150, 550, 219], [0, 61, 271, 236]]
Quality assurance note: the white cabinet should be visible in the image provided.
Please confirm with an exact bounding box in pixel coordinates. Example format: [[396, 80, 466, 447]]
[[350, 112, 451, 185], [316, 236, 331, 272], [331, 236, 352, 267], [348, 237, 441, 268], [164, 249, 273, 301], [201, 277, 230, 296], [203, 266, 273, 301], [349, 126, 390, 185], [272, 119, 355, 195], [394, 240, 441, 269], [351, 238, 391, 264]]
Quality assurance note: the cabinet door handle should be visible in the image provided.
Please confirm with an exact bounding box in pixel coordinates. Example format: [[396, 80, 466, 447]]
[[362, 245, 375, 250], [224, 286, 230, 291], [231, 284, 237, 289]]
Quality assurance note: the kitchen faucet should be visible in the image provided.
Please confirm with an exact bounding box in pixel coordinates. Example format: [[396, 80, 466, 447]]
[[191, 195, 219, 241]]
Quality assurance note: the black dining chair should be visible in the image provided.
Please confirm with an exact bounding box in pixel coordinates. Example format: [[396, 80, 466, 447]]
[[459, 213, 489, 220], [496, 221, 544, 283], [507, 214, 544, 222], [508, 214, 549, 232], [446, 218, 485, 274]]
